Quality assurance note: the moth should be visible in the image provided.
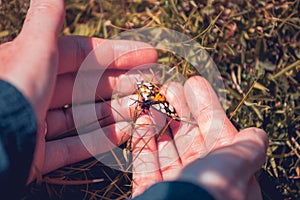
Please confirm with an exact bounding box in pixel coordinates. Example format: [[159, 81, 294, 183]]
[[136, 81, 180, 121]]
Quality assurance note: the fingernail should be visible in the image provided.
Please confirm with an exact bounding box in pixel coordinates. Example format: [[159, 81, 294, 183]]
[[255, 128, 266, 136], [254, 128, 269, 148]]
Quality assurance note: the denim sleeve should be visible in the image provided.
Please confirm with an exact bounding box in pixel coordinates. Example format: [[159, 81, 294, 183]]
[[132, 181, 215, 200], [0, 80, 37, 199]]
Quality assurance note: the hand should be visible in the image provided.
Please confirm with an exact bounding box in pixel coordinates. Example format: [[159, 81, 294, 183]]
[[0, 0, 157, 182], [131, 76, 268, 200]]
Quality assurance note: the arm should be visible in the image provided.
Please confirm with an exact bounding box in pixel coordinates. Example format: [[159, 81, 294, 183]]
[[133, 181, 215, 200], [0, 80, 37, 199]]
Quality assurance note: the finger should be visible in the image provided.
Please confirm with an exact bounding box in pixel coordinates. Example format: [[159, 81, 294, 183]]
[[162, 82, 206, 165], [157, 131, 183, 180], [57, 36, 158, 74], [144, 83, 187, 179], [46, 94, 138, 140], [132, 115, 162, 197], [19, 1, 64, 42], [50, 70, 153, 108], [160, 82, 191, 121], [5, 1, 65, 117], [232, 128, 268, 179], [184, 76, 238, 151], [41, 121, 131, 176], [215, 128, 267, 200], [177, 127, 267, 200]]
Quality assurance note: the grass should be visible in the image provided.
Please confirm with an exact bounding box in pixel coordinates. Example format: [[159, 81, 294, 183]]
[[1, 0, 299, 199]]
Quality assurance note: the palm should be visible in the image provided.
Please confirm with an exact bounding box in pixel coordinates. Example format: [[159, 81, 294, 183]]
[[131, 77, 267, 200]]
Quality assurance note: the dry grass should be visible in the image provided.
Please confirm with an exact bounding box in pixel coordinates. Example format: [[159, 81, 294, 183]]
[[1, 0, 299, 199]]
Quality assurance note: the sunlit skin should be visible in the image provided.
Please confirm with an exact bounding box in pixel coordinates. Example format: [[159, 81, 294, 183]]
[[0, 1, 268, 200], [0, 0, 158, 183], [131, 78, 268, 200]]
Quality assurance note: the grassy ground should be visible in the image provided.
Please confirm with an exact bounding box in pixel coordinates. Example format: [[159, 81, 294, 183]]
[[1, 0, 299, 199]]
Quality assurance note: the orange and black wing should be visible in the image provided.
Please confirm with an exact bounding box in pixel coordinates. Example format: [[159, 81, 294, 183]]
[[136, 81, 180, 121]]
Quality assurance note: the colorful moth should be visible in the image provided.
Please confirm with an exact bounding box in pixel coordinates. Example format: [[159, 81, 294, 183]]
[[136, 81, 180, 121]]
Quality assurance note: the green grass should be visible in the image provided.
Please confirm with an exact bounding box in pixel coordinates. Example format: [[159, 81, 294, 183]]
[[1, 0, 299, 199]]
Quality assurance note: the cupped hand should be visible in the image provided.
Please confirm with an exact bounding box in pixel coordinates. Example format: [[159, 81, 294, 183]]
[[131, 76, 268, 200], [0, 0, 157, 183]]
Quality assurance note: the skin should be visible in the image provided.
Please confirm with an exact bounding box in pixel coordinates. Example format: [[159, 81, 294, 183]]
[[0, 0, 158, 182], [0, 1, 268, 199], [131, 77, 268, 200]]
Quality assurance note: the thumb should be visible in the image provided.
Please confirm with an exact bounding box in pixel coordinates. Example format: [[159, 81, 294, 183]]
[[5, 0, 65, 119], [19, 0, 65, 42], [177, 127, 268, 200], [231, 127, 268, 180]]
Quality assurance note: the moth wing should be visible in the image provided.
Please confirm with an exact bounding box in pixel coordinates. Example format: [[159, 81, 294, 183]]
[[137, 82, 157, 101], [151, 101, 180, 120]]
